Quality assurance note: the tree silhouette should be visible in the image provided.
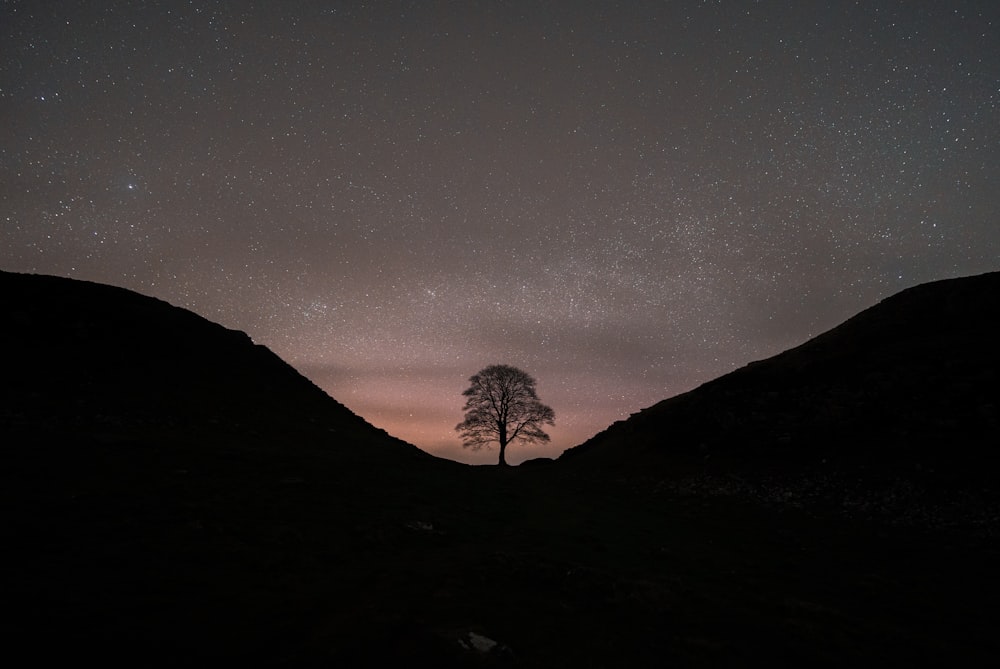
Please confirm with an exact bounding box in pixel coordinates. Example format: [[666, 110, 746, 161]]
[[456, 364, 555, 466]]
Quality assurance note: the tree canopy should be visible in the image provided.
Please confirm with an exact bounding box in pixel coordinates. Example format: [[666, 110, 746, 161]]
[[456, 364, 555, 466]]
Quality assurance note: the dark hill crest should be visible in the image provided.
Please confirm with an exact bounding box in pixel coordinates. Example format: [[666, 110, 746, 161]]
[[560, 271, 1000, 482], [1, 269, 427, 462]]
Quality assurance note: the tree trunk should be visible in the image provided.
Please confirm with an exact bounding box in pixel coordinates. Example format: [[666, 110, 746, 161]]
[[498, 423, 508, 466]]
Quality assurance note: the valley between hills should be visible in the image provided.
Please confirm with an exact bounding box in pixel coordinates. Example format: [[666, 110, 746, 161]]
[[3, 269, 998, 666]]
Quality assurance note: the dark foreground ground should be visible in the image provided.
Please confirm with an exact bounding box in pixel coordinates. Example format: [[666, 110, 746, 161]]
[[6, 429, 998, 667]]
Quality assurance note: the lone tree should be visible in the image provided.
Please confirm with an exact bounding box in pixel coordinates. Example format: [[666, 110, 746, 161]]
[[456, 364, 555, 466]]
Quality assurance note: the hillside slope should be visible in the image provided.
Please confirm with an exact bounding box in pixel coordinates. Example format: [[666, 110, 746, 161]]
[[1, 269, 426, 462], [561, 272, 1000, 484], [2, 270, 456, 664]]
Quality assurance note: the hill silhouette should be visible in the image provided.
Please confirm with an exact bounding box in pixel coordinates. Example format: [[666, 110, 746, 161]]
[[561, 272, 1000, 501], [2, 270, 460, 665], [3, 270, 998, 666], [2, 269, 427, 463]]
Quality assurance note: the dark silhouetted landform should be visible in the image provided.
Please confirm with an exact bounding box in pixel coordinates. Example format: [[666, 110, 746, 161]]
[[561, 272, 1000, 514], [3, 269, 998, 666], [2, 269, 428, 463]]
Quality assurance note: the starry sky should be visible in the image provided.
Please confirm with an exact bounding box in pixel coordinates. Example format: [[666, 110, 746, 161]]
[[3, 1, 998, 464]]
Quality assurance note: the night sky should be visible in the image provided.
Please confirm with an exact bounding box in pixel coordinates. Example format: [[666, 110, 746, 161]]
[[3, 1, 998, 464]]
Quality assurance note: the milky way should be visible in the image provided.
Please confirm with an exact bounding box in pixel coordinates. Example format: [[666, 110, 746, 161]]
[[3, 1, 998, 463]]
